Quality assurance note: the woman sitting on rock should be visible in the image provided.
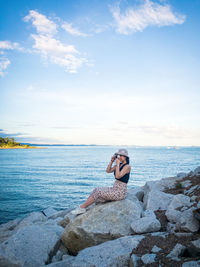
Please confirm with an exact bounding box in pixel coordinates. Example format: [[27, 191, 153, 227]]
[[72, 148, 131, 215]]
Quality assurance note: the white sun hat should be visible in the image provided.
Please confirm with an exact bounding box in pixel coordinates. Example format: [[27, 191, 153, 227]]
[[115, 148, 129, 158]]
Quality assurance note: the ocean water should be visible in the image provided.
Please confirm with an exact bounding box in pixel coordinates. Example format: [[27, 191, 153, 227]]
[[0, 145, 200, 224]]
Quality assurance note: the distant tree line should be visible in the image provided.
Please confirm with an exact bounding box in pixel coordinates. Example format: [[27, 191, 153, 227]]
[[0, 137, 20, 146]]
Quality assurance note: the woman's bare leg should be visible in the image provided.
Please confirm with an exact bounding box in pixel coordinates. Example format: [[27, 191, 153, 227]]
[[80, 194, 95, 208]]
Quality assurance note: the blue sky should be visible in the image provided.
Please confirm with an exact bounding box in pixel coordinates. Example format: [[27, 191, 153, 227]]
[[0, 0, 200, 146]]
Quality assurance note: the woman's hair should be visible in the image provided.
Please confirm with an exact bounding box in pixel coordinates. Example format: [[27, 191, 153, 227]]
[[126, 157, 129, 164]]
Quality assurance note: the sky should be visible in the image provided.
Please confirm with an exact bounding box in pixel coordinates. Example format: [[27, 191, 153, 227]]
[[0, 0, 200, 146]]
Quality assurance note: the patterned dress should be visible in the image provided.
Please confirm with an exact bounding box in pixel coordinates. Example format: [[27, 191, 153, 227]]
[[91, 163, 130, 203]]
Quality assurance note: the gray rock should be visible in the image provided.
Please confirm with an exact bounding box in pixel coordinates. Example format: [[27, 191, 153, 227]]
[[190, 195, 197, 201], [15, 211, 47, 230], [185, 185, 200, 195], [182, 260, 200, 267], [181, 180, 192, 188], [41, 256, 75, 267], [151, 245, 162, 253], [61, 199, 142, 255], [174, 233, 193, 237], [49, 209, 73, 220], [0, 218, 22, 243], [63, 235, 144, 267], [43, 207, 58, 218], [51, 250, 63, 263], [131, 216, 161, 234], [166, 222, 177, 233], [188, 239, 200, 257], [141, 253, 156, 264], [0, 218, 21, 232], [0, 224, 63, 267], [166, 209, 182, 224], [177, 172, 187, 178], [150, 232, 168, 238], [194, 166, 200, 176], [166, 243, 186, 261], [142, 209, 156, 219], [166, 207, 199, 232], [127, 187, 144, 202], [129, 254, 140, 267], [180, 208, 200, 232], [144, 190, 174, 211], [188, 171, 194, 176], [168, 194, 191, 210]]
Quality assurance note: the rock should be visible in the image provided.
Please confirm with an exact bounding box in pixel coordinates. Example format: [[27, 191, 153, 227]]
[[0, 218, 22, 243], [150, 232, 168, 238], [180, 208, 200, 232], [41, 256, 75, 267], [166, 243, 186, 261], [47, 209, 72, 220], [51, 250, 63, 263], [168, 194, 191, 210], [174, 233, 193, 237], [194, 166, 200, 176], [182, 260, 200, 267], [166, 207, 199, 232], [166, 209, 182, 224], [188, 171, 194, 177], [142, 209, 156, 218], [15, 211, 47, 230], [188, 239, 200, 257], [127, 187, 144, 202], [151, 245, 162, 253], [144, 190, 174, 211], [143, 176, 179, 192], [0, 218, 21, 232], [193, 208, 200, 221], [185, 185, 200, 195], [60, 235, 144, 267], [166, 222, 178, 233], [61, 199, 142, 255], [181, 180, 192, 188], [0, 224, 63, 267], [43, 207, 58, 218], [177, 172, 187, 178], [131, 216, 161, 234], [129, 254, 140, 267], [141, 253, 157, 264]]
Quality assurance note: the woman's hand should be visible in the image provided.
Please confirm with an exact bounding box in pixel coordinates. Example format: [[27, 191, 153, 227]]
[[115, 158, 120, 166], [111, 154, 116, 162]]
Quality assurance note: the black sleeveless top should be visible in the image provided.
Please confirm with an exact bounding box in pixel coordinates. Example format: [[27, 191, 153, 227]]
[[114, 163, 130, 184]]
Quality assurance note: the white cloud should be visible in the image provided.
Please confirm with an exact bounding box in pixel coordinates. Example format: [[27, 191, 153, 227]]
[[111, 0, 186, 34], [0, 58, 10, 76], [24, 10, 57, 36], [24, 10, 88, 73], [0, 41, 22, 50], [62, 22, 88, 37]]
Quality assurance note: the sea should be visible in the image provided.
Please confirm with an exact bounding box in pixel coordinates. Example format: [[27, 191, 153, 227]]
[[0, 145, 200, 225]]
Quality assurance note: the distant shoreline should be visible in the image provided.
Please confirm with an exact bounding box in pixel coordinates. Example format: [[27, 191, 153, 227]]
[[0, 145, 43, 149]]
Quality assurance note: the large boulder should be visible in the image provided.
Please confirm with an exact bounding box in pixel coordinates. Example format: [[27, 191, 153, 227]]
[[168, 194, 191, 210], [61, 198, 143, 255], [166, 207, 199, 232], [0, 224, 63, 267], [131, 216, 161, 234], [143, 190, 174, 211], [54, 235, 145, 267]]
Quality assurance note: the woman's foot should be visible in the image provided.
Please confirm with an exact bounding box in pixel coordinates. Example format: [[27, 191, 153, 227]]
[[71, 206, 86, 215]]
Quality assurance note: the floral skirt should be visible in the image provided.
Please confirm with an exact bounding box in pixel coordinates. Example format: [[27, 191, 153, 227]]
[[91, 180, 127, 203]]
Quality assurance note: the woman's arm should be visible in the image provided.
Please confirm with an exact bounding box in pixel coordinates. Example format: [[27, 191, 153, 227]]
[[115, 162, 131, 179], [106, 155, 116, 173]]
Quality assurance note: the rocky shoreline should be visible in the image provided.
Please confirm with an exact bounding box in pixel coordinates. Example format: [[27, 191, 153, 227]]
[[0, 167, 200, 267]]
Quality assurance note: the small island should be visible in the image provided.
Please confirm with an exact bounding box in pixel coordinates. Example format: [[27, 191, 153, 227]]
[[0, 137, 40, 149]]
